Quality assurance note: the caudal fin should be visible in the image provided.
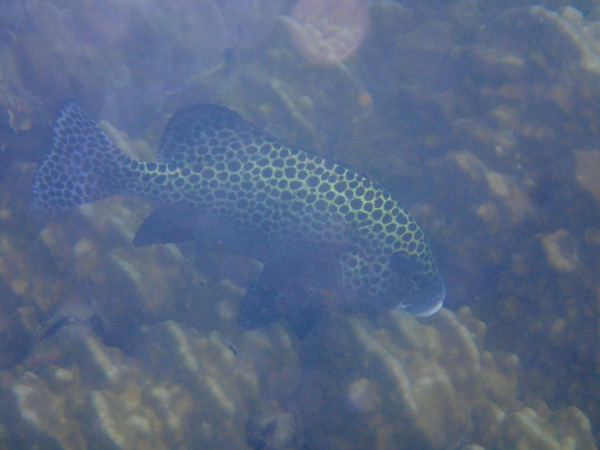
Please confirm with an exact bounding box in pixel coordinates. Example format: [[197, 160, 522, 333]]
[[32, 103, 131, 210]]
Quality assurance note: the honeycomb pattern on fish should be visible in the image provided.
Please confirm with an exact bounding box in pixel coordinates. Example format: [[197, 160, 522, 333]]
[[33, 103, 444, 316]]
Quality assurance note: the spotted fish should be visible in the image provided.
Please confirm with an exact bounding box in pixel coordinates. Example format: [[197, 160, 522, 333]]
[[33, 103, 445, 335]]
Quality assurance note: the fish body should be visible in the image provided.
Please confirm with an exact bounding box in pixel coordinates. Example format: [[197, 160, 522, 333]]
[[33, 103, 445, 334]]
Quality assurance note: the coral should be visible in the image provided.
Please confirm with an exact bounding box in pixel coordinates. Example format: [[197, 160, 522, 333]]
[[288, 307, 594, 449], [0, 306, 594, 449], [294, 309, 479, 448], [245, 399, 301, 450], [282, 0, 369, 65], [539, 229, 579, 273], [574, 149, 600, 203], [447, 151, 534, 227], [473, 402, 595, 450], [0, 313, 305, 449]]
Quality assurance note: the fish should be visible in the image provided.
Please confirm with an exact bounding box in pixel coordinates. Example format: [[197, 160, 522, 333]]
[[32, 103, 445, 336]]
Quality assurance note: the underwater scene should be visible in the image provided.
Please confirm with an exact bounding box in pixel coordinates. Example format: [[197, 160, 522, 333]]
[[0, 0, 599, 448]]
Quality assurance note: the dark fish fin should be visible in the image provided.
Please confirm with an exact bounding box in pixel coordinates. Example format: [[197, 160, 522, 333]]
[[238, 285, 322, 339], [286, 305, 326, 339], [32, 103, 131, 211], [237, 278, 282, 330], [133, 205, 248, 249], [157, 104, 276, 165], [238, 253, 336, 337], [133, 206, 199, 247]]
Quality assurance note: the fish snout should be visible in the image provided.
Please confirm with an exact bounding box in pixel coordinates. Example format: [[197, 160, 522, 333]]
[[401, 275, 445, 317]]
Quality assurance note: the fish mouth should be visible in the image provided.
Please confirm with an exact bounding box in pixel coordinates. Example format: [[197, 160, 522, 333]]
[[401, 277, 446, 317]]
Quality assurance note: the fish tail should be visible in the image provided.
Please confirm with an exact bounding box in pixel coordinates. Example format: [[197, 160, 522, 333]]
[[32, 103, 131, 210]]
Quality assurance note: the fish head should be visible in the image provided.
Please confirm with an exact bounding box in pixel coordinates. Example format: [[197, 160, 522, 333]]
[[341, 248, 445, 317], [387, 251, 445, 317]]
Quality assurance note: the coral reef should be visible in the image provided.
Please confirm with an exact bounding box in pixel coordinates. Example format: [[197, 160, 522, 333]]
[[282, 0, 369, 65], [0, 303, 594, 448]]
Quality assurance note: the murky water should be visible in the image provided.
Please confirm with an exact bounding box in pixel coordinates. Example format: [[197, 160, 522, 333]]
[[0, 1, 598, 448]]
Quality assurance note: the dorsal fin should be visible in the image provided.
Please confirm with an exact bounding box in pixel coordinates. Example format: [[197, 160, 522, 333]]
[[157, 104, 274, 165]]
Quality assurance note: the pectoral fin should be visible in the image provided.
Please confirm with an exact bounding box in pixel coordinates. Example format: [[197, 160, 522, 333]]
[[133, 205, 242, 248], [133, 206, 199, 247], [237, 253, 338, 338]]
